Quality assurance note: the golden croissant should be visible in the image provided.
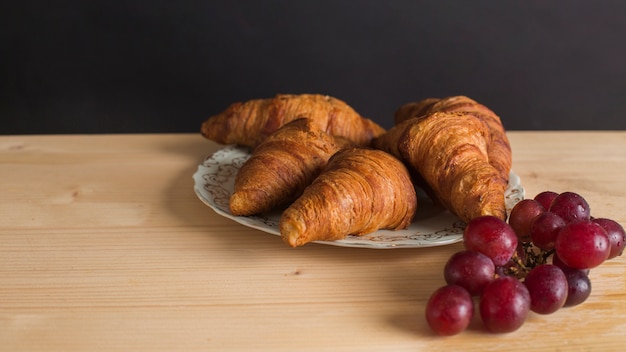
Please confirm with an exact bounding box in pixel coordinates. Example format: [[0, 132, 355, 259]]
[[229, 118, 351, 216], [373, 110, 510, 223], [279, 147, 417, 247], [393, 95, 512, 180], [201, 94, 386, 148]]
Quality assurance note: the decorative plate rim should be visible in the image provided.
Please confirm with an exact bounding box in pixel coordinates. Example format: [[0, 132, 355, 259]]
[[193, 145, 525, 249]]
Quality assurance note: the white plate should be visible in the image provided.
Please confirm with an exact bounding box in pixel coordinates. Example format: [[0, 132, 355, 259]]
[[193, 145, 524, 249]]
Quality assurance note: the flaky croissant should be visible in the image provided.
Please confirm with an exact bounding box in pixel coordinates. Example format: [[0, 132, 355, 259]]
[[394, 96, 511, 180], [201, 94, 386, 148], [279, 147, 417, 247], [229, 118, 351, 216], [373, 111, 509, 223]]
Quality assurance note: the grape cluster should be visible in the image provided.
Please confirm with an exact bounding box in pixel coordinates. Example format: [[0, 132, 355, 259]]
[[425, 191, 625, 336]]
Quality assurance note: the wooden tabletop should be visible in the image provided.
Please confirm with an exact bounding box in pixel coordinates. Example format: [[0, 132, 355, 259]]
[[2, 132, 625, 351]]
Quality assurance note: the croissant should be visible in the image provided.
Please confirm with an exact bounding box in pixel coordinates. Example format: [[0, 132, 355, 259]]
[[229, 118, 351, 216], [394, 96, 511, 180], [373, 111, 509, 223], [393, 97, 439, 124], [279, 147, 417, 247], [201, 94, 386, 148]]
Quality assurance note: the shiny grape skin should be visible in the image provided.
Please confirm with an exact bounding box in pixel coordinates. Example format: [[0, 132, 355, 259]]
[[463, 216, 518, 266], [479, 276, 531, 333], [425, 285, 474, 336], [523, 264, 568, 314], [529, 212, 567, 250], [509, 199, 545, 242], [552, 253, 590, 275], [549, 191, 591, 223], [444, 250, 495, 296], [534, 191, 559, 211], [555, 221, 610, 269], [563, 268, 592, 307], [592, 218, 626, 259]]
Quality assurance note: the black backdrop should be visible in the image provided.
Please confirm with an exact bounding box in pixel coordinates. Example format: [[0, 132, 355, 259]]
[[2, 0, 626, 134]]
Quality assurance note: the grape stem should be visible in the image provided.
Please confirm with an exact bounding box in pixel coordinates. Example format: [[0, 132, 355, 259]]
[[501, 242, 554, 279]]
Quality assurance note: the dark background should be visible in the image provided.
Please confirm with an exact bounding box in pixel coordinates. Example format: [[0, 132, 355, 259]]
[[2, 0, 626, 134]]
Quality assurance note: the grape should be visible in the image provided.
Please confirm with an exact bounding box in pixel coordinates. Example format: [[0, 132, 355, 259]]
[[422, 190, 623, 335], [563, 268, 592, 307], [552, 253, 590, 275], [479, 276, 530, 333], [592, 218, 626, 259], [529, 212, 566, 250], [463, 216, 518, 266], [509, 199, 545, 242], [523, 264, 567, 314], [444, 250, 495, 296], [555, 221, 610, 269], [549, 192, 591, 223], [425, 285, 474, 336], [534, 191, 559, 210]]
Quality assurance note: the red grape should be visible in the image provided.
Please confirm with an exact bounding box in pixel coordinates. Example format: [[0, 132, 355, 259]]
[[592, 218, 626, 259], [534, 191, 559, 210], [563, 268, 592, 307], [444, 250, 495, 296], [509, 199, 545, 242], [422, 190, 625, 335], [555, 221, 610, 269], [479, 276, 530, 333], [529, 212, 566, 250], [425, 285, 474, 336], [463, 216, 518, 266], [523, 264, 567, 314], [549, 192, 591, 223], [552, 253, 590, 275]]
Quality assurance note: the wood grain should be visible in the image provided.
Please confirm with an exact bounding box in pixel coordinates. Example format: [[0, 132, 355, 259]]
[[1, 132, 625, 351]]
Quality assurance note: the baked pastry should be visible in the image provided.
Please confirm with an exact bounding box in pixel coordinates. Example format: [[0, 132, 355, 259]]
[[373, 111, 510, 223], [279, 147, 417, 247], [229, 118, 351, 216], [201, 94, 385, 148], [393, 95, 511, 179]]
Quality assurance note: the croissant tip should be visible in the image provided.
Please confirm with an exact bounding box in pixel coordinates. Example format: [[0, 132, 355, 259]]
[[229, 191, 262, 216], [279, 218, 305, 248]]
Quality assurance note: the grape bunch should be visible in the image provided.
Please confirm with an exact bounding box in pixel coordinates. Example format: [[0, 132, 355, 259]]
[[425, 191, 625, 336]]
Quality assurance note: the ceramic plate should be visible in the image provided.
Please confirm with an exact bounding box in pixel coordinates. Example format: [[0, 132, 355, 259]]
[[193, 145, 524, 249]]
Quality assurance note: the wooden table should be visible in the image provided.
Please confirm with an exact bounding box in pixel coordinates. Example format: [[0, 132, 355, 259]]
[[2, 132, 625, 351]]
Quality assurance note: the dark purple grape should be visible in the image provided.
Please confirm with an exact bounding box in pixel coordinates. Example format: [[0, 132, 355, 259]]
[[529, 212, 566, 250], [555, 221, 610, 269], [534, 191, 559, 211], [444, 250, 495, 296], [523, 264, 567, 314], [479, 276, 530, 333], [549, 191, 591, 224], [463, 216, 518, 266], [425, 285, 474, 336], [509, 199, 545, 242], [592, 218, 626, 259], [563, 268, 592, 307]]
